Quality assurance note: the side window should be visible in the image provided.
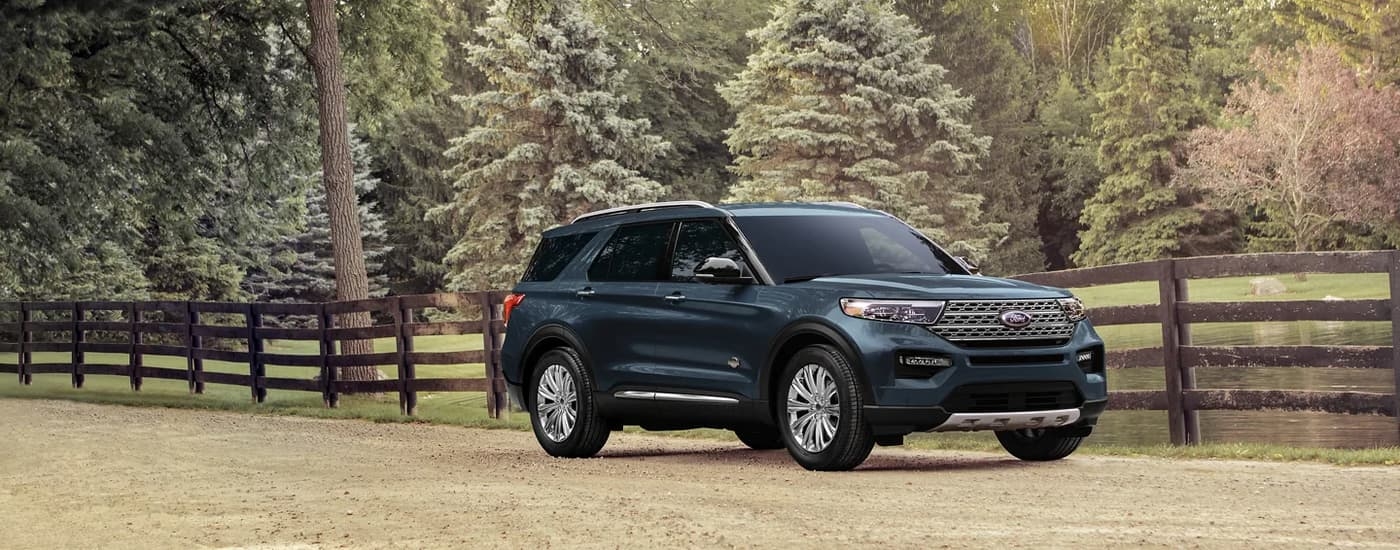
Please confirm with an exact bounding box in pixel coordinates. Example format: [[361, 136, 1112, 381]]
[[522, 232, 596, 282], [670, 220, 747, 282], [588, 223, 673, 282]]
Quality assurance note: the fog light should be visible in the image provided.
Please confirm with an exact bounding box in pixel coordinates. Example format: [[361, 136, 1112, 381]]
[[896, 352, 952, 379]]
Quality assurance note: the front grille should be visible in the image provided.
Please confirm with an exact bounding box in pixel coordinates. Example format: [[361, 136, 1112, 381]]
[[942, 382, 1081, 413], [928, 299, 1075, 344]]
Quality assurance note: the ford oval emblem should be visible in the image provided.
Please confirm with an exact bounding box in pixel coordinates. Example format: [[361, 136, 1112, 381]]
[[998, 310, 1033, 329]]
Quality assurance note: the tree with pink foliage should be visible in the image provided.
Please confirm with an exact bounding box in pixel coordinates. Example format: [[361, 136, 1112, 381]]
[[1183, 44, 1400, 252]]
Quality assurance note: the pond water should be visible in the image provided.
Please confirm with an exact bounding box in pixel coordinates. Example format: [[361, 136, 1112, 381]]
[[1095, 320, 1397, 448]]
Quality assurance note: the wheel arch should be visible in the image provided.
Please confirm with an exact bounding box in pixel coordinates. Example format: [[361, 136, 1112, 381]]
[[761, 320, 872, 413], [520, 324, 591, 392]]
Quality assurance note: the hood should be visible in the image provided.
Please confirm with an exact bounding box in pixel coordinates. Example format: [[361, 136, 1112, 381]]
[[788, 273, 1071, 300]]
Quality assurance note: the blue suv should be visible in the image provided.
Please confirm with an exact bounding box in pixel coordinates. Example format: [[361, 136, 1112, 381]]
[[501, 201, 1107, 471]]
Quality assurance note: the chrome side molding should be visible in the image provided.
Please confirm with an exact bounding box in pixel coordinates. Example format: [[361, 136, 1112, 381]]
[[931, 408, 1080, 432], [614, 390, 739, 404]]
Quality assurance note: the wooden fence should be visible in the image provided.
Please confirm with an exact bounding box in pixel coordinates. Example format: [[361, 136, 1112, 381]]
[[1014, 250, 1400, 445], [0, 292, 509, 418]]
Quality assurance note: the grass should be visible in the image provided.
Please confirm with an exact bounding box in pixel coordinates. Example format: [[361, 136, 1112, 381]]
[[1071, 272, 1391, 307], [1, 272, 1396, 466]]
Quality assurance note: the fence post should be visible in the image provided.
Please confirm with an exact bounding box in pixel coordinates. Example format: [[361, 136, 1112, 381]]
[[71, 302, 84, 389], [479, 291, 506, 418], [1175, 277, 1201, 444], [128, 303, 141, 391], [187, 302, 203, 394], [18, 302, 31, 385], [319, 303, 339, 408], [1389, 250, 1400, 440], [396, 297, 416, 416], [247, 303, 266, 403], [1157, 259, 1188, 445]]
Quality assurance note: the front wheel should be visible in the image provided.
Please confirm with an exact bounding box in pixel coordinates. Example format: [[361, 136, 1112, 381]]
[[777, 345, 875, 471], [529, 348, 610, 458], [995, 427, 1084, 461]]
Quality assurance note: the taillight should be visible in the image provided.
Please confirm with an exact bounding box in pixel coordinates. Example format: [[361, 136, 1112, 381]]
[[502, 293, 526, 325]]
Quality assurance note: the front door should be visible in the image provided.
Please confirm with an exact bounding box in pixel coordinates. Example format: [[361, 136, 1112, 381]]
[[651, 219, 773, 400]]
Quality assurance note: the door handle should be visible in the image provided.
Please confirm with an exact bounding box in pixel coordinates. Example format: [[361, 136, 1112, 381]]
[[663, 293, 686, 303], [576, 288, 595, 298]]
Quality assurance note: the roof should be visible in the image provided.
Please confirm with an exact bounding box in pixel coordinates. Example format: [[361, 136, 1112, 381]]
[[544, 200, 882, 237]]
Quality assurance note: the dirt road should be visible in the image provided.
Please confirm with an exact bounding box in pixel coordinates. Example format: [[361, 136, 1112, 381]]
[[1, 399, 1397, 549]]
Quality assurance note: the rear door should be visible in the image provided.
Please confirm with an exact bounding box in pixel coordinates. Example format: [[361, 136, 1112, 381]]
[[573, 221, 674, 392], [650, 219, 771, 400]]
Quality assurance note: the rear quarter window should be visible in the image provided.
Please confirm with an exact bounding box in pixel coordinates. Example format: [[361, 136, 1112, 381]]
[[522, 232, 596, 282]]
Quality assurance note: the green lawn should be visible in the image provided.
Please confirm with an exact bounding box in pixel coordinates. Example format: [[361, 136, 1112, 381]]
[[1070, 272, 1391, 307]]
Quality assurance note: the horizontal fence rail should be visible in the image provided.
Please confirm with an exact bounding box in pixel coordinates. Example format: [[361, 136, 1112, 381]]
[[0, 292, 508, 418], [1014, 250, 1400, 445]]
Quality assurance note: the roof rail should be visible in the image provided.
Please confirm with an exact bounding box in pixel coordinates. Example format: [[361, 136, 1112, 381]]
[[818, 201, 867, 209], [571, 200, 716, 224]]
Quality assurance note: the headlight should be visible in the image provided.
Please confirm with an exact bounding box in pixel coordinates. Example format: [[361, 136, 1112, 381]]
[[840, 299, 946, 325], [1058, 297, 1087, 322]]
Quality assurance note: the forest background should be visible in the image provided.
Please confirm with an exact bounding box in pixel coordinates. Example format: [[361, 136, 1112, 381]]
[[3, 0, 1398, 303]]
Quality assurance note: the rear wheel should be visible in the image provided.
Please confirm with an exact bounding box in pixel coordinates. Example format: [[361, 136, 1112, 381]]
[[734, 426, 784, 450], [529, 348, 609, 458], [995, 427, 1084, 461], [777, 345, 875, 471]]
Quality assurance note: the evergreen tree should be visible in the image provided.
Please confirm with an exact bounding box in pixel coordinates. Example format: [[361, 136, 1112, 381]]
[[374, 0, 491, 295], [1074, 3, 1216, 266], [902, 0, 1045, 274], [431, 0, 668, 292], [246, 133, 390, 303], [722, 0, 1004, 258], [589, 0, 772, 203], [1036, 75, 1104, 270]]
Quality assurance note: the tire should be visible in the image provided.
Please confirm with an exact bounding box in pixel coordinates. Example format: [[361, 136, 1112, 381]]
[[734, 426, 785, 450], [776, 345, 875, 471], [528, 348, 609, 458], [995, 428, 1084, 461]]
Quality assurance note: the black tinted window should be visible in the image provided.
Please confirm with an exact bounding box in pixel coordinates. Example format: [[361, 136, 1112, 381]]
[[522, 232, 596, 282], [733, 214, 960, 283], [588, 223, 672, 282], [670, 221, 747, 282]]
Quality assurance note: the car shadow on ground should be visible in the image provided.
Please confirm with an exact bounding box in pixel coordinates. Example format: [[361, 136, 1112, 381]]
[[600, 445, 1036, 472]]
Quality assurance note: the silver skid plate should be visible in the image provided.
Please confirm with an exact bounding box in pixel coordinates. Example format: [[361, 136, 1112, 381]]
[[931, 408, 1081, 432]]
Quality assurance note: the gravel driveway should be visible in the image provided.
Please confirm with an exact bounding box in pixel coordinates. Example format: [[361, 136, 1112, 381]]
[[1, 399, 1397, 549]]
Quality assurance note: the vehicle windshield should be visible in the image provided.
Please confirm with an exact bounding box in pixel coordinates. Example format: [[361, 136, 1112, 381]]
[[733, 214, 964, 283]]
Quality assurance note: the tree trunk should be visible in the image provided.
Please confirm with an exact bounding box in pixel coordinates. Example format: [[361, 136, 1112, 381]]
[[306, 0, 378, 382]]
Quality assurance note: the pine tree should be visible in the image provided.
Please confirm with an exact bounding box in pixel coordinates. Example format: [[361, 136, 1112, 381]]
[[1073, 3, 1213, 267], [721, 0, 1004, 258], [902, 0, 1045, 274], [246, 133, 390, 303], [432, 0, 668, 292]]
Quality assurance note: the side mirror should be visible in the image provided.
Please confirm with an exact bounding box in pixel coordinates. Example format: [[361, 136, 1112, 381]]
[[956, 256, 981, 276], [694, 257, 754, 284]]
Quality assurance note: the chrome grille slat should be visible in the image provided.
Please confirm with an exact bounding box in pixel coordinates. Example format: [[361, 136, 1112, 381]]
[[929, 299, 1075, 342]]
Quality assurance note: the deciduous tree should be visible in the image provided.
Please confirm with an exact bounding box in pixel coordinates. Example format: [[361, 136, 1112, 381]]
[[1183, 44, 1400, 252]]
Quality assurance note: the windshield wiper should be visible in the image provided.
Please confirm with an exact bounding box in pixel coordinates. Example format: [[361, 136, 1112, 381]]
[[783, 273, 841, 283]]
